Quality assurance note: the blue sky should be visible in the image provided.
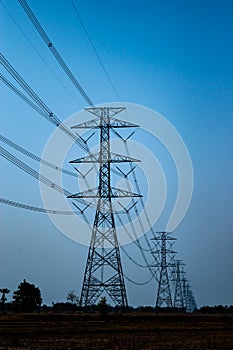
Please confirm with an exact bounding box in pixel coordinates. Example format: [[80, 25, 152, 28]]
[[1, 0, 233, 307]]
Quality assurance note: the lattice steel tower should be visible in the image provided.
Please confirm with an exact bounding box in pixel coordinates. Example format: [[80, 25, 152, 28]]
[[173, 259, 185, 309], [68, 107, 141, 308], [153, 231, 176, 308], [184, 281, 197, 312]]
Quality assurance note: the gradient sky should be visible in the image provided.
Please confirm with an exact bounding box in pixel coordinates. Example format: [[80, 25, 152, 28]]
[[1, 0, 233, 307]]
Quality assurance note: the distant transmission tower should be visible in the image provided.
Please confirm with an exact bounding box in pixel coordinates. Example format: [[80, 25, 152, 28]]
[[173, 259, 185, 309], [152, 231, 176, 309], [68, 107, 141, 308], [184, 281, 197, 312]]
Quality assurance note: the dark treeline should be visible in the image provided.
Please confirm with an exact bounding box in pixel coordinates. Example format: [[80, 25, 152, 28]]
[[2, 302, 233, 315], [198, 305, 233, 314], [1, 279, 232, 314]]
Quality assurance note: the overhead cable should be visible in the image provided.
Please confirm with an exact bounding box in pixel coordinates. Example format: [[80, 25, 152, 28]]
[[0, 73, 48, 119], [18, 0, 94, 106], [0, 147, 91, 223], [0, 134, 77, 177], [0, 197, 75, 215], [0, 0, 79, 104], [0, 52, 54, 118], [1, 146, 70, 196], [70, 0, 121, 101], [123, 137, 160, 265], [120, 245, 154, 269], [123, 272, 154, 286], [0, 54, 88, 153]]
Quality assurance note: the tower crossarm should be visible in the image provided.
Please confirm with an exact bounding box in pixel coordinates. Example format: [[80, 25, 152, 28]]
[[152, 249, 177, 254], [110, 153, 140, 163], [85, 107, 126, 117], [71, 109, 139, 129], [111, 187, 142, 198], [67, 187, 142, 198], [152, 237, 177, 241], [71, 118, 101, 129], [71, 117, 138, 129], [110, 117, 139, 128], [70, 152, 140, 164]]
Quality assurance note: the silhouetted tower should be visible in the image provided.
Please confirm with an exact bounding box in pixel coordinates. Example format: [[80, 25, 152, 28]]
[[152, 231, 176, 308], [181, 277, 188, 310], [68, 107, 141, 308], [173, 259, 185, 308], [185, 282, 197, 312]]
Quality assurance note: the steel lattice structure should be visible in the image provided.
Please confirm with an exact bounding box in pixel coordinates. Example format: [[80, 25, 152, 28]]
[[184, 281, 197, 313], [68, 107, 141, 308], [152, 231, 176, 309], [173, 259, 185, 309]]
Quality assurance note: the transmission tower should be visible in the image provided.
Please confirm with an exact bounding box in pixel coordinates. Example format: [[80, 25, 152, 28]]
[[68, 107, 141, 308], [173, 259, 185, 309], [152, 231, 176, 309], [185, 282, 197, 313]]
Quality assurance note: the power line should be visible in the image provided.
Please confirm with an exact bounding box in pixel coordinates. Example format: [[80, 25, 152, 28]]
[[0, 134, 77, 177], [0, 53, 60, 122], [0, 197, 75, 215], [0, 73, 49, 120], [0, 0, 80, 105], [115, 209, 152, 253], [0, 56, 101, 223], [0, 146, 91, 223], [0, 53, 89, 153], [0, 60, 102, 217], [120, 245, 155, 269], [18, 0, 94, 106], [0, 59, 101, 219], [123, 133, 161, 258], [110, 131, 160, 279], [1, 146, 70, 196], [123, 272, 154, 286], [70, 0, 121, 102]]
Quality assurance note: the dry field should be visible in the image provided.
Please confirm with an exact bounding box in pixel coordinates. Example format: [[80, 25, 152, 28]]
[[0, 313, 232, 349]]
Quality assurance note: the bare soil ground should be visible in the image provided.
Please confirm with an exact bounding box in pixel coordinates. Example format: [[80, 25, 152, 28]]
[[0, 313, 232, 349]]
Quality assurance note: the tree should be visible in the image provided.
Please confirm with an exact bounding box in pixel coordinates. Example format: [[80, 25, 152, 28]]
[[0, 288, 10, 313], [67, 290, 79, 312], [97, 296, 108, 316], [12, 279, 42, 313], [67, 290, 79, 304]]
